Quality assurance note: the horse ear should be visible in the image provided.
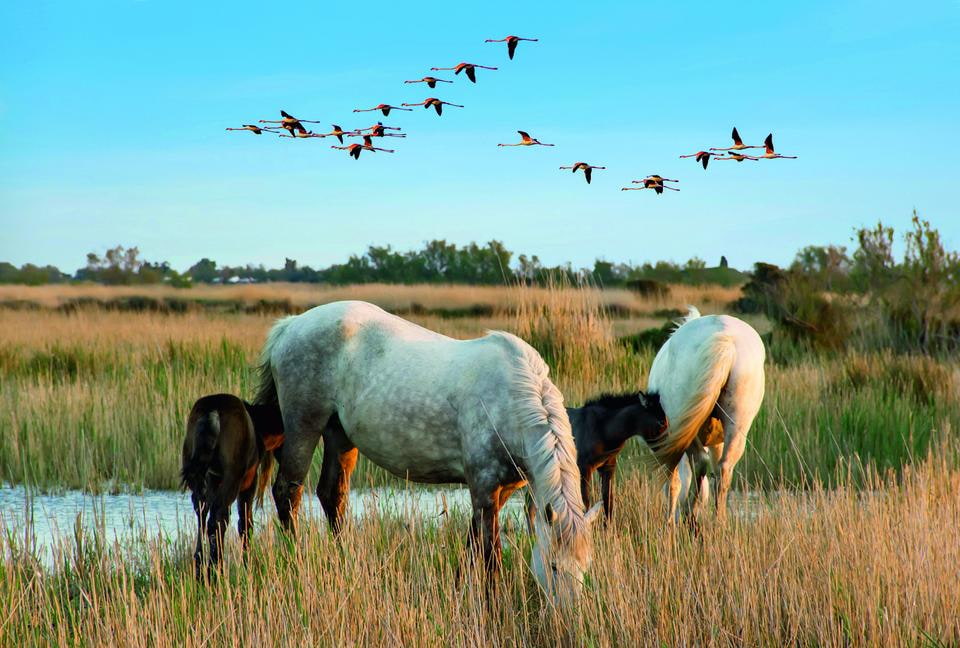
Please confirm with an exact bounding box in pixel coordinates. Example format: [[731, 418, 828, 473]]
[[544, 502, 556, 525], [584, 502, 603, 527]]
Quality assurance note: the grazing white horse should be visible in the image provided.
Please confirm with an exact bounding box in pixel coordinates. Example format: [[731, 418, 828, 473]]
[[254, 301, 600, 606], [645, 307, 765, 522]]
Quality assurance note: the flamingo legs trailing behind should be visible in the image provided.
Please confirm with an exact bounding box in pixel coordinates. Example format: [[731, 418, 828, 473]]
[[331, 141, 394, 159], [429, 63, 498, 83], [498, 130, 554, 147], [714, 152, 759, 162], [259, 110, 321, 138], [484, 36, 539, 59], [353, 104, 413, 117], [757, 134, 798, 159], [559, 162, 605, 184], [226, 125, 279, 135], [622, 179, 679, 194], [401, 98, 464, 116], [403, 76, 453, 89], [710, 127, 762, 152], [679, 151, 721, 170]]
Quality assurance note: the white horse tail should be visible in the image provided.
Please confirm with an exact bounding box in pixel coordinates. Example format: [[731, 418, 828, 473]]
[[647, 328, 736, 470], [254, 315, 297, 408]]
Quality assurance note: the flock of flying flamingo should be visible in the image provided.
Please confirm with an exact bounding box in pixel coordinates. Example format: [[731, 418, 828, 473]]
[[226, 36, 797, 193]]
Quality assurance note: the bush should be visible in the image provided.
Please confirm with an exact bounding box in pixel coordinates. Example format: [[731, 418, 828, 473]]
[[625, 279, 670, 298]]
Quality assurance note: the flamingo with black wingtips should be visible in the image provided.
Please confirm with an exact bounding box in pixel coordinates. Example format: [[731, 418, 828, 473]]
[[714, 151, 759, 162], [498, 130, 554, 147], [679, 150, 722, 170], [710, 127, 762, 152], [353, 103, 413, 117], [225, 124, 279, 135], [259, 110, 320, 138], [351, 122, 406, 138], [559, 162, 605, 184], [757, 134, 798, 159], [622, 179, 679, 194], [401, 98, 464, 116], [429, 62, 498, 83], [484, 35, 539, 59], [404, 76, 453, 89]]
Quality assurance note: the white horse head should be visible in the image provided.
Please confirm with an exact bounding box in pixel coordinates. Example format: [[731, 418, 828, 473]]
[[530, 499, 602, 607]]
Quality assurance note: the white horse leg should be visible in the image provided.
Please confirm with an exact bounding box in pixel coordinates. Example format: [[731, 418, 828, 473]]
[[316, 414, 358, 535], [666, 462, 684, 525], [273, 408, 329, 533], [714, 410, 748, 522]]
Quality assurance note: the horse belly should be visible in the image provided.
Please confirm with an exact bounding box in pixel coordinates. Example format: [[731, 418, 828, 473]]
[[338, 402, 465, 484]]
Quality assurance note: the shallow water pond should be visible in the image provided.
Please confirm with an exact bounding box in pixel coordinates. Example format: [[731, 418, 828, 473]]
[[0, 484, 527, 565]]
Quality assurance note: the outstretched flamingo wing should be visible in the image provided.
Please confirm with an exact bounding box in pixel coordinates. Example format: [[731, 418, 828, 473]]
[[507, 38, 518, 59], [465, 66, 477, 83], [731, 127, 743, 146], [517, 130, 532, 143], [584, 167, 592, 184], [764, 133, 775, 154]]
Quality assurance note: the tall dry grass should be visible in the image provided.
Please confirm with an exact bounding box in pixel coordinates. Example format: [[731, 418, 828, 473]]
[[1, 282, 957, 492], [1, 448, 957, 646], [0, 281, 741, 315]]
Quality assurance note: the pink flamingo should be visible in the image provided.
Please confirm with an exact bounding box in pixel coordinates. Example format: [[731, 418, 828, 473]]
[[484, 36, 539, 60], [559, 162, 605, 184], [353, 103, 413, 117], [429, 62, 498, 83], [679, 150, 722, 170], [498, 130, 554, 147], [757, 134, 798, 159], [401, 98, 464, 116], [710, 127, 762, 152], [403, 76, 453, 89]]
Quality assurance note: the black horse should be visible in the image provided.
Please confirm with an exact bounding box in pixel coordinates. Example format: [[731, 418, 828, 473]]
[[180, 394, 283, 577], [568, 392, 668, 522]]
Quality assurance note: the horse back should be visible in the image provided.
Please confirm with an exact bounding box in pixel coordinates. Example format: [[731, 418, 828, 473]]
[[181, 394, 258, 502]]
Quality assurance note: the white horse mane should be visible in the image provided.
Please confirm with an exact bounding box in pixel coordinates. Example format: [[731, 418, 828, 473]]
[[488, 332, 588, 556]]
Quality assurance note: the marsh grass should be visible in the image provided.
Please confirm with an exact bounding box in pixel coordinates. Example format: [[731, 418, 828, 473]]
[[1, 448, 958, 646], [1, 283, 957, 492]]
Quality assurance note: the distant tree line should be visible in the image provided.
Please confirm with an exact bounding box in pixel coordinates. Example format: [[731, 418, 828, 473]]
[[0, 241, 740, 288]]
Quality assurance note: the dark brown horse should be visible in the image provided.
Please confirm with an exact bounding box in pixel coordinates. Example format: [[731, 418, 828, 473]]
[[568, 391, 668, 522], [180, 393, 283, 576]]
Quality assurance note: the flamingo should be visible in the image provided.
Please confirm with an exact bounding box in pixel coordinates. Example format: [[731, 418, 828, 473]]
[[559, 162, 605, 184], [429, 63, 498, 83], [714, 151, 759, 162], [350, 123, 406, 138], [311, 124, 358, 144], [357, 121, 403, 134], [710, 127, 762, 152], [225, 124, 279, 135], [404, 76, 453, 89], [331, 141, 395, 159], [679, 150, 721, 170], [622, 179, 679, 194], [353, 103, 413, 117], [757, 134, 798, 160], [401, 98, 464, 116], [484, 35, 539, 60], [498, 130, 554, 147], [278, 131, 322, 139], [259, 110, 320, 138], [637, 175, 678, 184]]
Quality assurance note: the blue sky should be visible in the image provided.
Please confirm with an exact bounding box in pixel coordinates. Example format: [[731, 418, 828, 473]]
[[1, 0, 958, 273]]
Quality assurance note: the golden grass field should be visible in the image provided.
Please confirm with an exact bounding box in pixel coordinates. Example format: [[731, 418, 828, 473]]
[[1, 282, 958, 646]]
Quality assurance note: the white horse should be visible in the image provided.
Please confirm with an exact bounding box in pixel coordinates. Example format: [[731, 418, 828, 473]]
[[645, 307, 766, 522], [254, 301, 601, 606]]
